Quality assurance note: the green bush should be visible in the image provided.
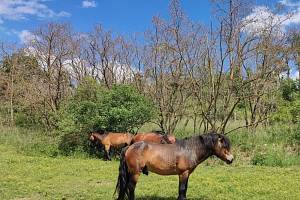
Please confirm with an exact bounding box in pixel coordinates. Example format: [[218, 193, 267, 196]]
[[281, 78, 298, 102], [229, 125, 300, 167], [290, 101, 300, 123], [251, 151, 300, 167], [271, 79, 300, 124], [251, 153, 268, 166], [58, 132, 89, 156], [101, 85, 155, 131], [57, 77, 156, 155]]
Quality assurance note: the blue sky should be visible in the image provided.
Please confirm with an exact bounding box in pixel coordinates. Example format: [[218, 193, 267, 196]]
[[0, 0, 299, 44]]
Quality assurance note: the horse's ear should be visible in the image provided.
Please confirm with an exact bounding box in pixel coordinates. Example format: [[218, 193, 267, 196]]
[[90, 135, 95, 141], [218, 137, 224, 144]]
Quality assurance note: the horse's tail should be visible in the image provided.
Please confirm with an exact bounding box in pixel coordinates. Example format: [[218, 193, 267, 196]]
[[114, 146, 130, 200]]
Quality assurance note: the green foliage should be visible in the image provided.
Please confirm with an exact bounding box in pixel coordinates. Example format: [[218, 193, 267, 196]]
[[57, 77, 155, 155], [101, 85, 155, 131], [290, 100, 300, 123], [251, 151, 300, 167], [271, 79, 300, 124], [251, 153, 268, 166], [0, 54, 47, 128], [57, 132, 90, 156], [281, 78, 298, 101], [0, 126, 59, 157], [229, 124, 300, 167], [72, 76, 103, 102]]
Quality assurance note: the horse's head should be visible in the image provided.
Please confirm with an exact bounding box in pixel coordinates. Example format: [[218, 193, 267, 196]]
[[161, 134, 176, 144], [211, 134, 234, 164], [167, 134, 176, 144], [89, 133, 96, 141]]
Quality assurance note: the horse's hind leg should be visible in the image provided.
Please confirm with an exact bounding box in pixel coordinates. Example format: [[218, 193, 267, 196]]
[[177, 171, 190, 200], [128, 173, 140, 200]]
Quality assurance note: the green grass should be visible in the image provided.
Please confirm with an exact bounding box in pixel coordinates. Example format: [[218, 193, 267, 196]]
[[1, 144, 300, 200], [0, 126, 60, 157]]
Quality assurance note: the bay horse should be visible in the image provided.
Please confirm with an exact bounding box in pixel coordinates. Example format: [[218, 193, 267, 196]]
[[115, 132, 234, 200], [131, 132, 176, 144], [89, 131, 133, 160]]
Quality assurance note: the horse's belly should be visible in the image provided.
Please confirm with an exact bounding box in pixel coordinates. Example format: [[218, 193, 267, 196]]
[[147, 164, 178, 175], [111, 142, 126, 147], [145, 155, 178, 175]]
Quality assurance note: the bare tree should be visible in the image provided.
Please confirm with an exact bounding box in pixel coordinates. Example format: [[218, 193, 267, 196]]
[[139, 0, 205, 134], [28, 23, 73, 128], [204, 0, 290, 133], [0, 43, 19, 125]]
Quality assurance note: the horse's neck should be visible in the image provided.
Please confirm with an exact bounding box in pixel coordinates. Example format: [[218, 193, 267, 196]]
[[195, 137, 214, 165], [177, 137, 203, 163], [196, 147, 212, 164], [94, 133, 106, 140]]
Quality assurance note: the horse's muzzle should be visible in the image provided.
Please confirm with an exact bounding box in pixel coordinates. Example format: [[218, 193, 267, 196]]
[[226, 159, 233, 164], [226, 154, 234, 164]]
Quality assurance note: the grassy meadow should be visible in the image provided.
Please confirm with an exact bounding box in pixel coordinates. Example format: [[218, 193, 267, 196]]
[[0, 124, 300, 199], [1, 0, 300, 199], [1, 144, 300, 200]]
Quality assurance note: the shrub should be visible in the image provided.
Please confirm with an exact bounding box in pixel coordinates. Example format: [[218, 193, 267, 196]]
[[58, 132, 89, 156], [101, 85, 155, 131], [270, 79, 300, 124], [251, 153, 267, 166], [57, 78, 156, 155], [281, 79, 298, 102], [290, 101, 300, 123]]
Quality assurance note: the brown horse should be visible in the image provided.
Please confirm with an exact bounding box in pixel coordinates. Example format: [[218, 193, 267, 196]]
[[131, 132, 176, 144], [89, 132, 133, 160], [115, 132, 234, 200]]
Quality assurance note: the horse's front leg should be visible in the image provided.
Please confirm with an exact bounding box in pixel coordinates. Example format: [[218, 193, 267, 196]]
[[177, 171, 190, 200], [104, 144, 111, 160]]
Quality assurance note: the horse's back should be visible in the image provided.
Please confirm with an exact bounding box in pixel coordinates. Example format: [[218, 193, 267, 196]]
[[106, 132, 132, 146], [132, 132, 163, 144]]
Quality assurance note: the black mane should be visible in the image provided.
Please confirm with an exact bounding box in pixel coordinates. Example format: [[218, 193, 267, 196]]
[[202, 132, 231, 149], [176, 135, 202, 148], [91, 129, 107, 135], [176, 132, 231, 150]]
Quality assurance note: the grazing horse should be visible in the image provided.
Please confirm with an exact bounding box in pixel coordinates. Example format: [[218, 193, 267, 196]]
[[89, 132, 133, 160], [131, 132, 176, 144], [115, 132, 234, 200]]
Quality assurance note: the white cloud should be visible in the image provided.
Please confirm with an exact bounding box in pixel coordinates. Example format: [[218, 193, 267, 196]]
[[242, 6, 287, 36], [0, 0, 70, 24], [17, 30, 35, 44], [82, 0, 97, 8], [279, 0, 300, 7], [242, 1, 300, 36], [279, 0, 300, 24]]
